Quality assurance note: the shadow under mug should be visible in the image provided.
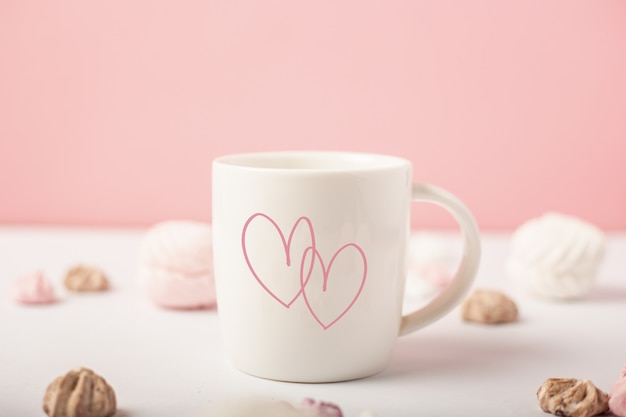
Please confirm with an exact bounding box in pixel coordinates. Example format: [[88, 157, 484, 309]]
[[212, 151, 481, 383]]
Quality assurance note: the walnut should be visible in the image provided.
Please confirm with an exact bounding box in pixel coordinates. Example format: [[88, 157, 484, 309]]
[[537, 378, 609, 417], [64, 265, 110, 292], [43, 367, 116, 417], [461, 289, 518, 324]]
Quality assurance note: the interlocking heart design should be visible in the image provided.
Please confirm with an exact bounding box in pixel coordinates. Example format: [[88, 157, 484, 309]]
[[242, 213, 368, 330]]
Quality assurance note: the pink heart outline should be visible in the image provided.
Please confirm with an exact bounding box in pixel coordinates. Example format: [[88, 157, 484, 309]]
[[242, 213, 316, 308], [300, 243, 368, 330]]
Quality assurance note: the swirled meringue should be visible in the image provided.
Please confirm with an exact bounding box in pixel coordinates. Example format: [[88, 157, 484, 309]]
[[138, 220, 215, 310], [506, 213, 605, 300], [10, 270, 57, 304]]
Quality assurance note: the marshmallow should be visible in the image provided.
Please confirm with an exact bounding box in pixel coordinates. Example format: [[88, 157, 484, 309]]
[[506, 213, 605, 300], [138, 220, 215, 310]]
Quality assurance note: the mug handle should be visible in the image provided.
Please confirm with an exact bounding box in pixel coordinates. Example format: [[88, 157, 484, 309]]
[[399, 183, 481, 336]]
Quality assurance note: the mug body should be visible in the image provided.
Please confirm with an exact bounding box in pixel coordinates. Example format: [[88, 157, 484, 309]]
[[212, 151, 412, 382]]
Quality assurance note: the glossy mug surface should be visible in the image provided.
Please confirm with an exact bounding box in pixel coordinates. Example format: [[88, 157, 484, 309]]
[[212, 151, 480, 382]]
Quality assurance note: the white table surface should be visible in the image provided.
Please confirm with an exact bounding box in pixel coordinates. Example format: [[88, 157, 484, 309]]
[[1, 226, 625, 417]]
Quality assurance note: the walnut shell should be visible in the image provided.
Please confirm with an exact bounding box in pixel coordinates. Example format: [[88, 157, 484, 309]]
[[64, 265, 109, 292], [43, 367, 116, 417], [461, 289, 518, 324], [537, 378, 608, 417]]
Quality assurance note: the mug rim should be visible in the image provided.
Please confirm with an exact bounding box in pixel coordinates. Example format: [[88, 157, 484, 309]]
[[213, 151, 410, 172]]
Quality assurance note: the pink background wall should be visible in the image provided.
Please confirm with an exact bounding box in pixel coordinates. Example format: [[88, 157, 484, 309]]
[[1, 1, 625, 230]]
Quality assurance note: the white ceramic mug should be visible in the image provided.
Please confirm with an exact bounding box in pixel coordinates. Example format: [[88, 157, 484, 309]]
[[212, 151, 480, 382]]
